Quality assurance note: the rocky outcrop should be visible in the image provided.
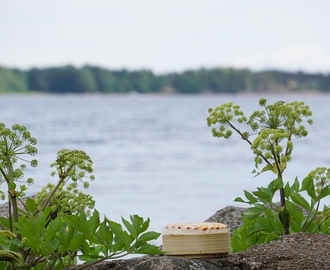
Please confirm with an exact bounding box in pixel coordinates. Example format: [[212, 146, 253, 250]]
[[85, 256, 241, 270], [204, 205, 246, 231]]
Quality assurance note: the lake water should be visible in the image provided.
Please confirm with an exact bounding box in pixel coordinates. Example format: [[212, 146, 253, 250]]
[[1, 93, 330, 245]]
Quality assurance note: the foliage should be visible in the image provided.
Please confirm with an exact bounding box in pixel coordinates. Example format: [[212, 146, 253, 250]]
[[0, 123, 162, 269], [1, 65, 330, 93], [0, 67, 28, 93], [207, 98, 330, 252]]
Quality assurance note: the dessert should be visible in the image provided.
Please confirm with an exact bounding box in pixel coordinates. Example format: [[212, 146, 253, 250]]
[[162, 222, 231, 258]]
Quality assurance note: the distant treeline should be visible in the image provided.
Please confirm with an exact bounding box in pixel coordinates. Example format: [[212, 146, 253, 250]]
[[1, 65, 330, 94]]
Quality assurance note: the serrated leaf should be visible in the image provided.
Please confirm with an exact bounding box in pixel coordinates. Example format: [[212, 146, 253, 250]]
[[122, 217, 137, 238], [320, 186, 330, 199], [246, 217, 275, 236], [284, 182, 291, 198], [243, 190, 258, 203], [69, 233, 85, 251], [88, 210, 100, 234], [132, 215, 149, 235], [44, 217, 61, 243], [25, 197, 37, 213], [97, 221, 113, 244], [234, 197, 247, 203], [0, 217, 10, 229], [112, 240, 125, 253], [268, 177, 283, 193], [291, 177, 300, 192], [252, 187, 272, 203], [137, 231, 160, 242], [291, 193, 310, 210], [80, 239, 90, 255], [242, 205, 265, 220], [301, 176, 313, 191], [135, 243, 163, 255], [108, 220, 132, 251], [261, 164, 272, 173], [59, 226, 75, 254]]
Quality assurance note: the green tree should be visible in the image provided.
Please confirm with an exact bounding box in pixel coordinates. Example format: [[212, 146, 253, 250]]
[[0, 67, 28, 93]]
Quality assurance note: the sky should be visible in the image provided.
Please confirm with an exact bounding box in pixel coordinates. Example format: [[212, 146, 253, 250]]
[[1, 0, 330, 74]]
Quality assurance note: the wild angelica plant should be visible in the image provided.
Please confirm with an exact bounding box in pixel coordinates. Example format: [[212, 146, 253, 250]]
[[0, 123, 38, 227], [207, 98, 330, 251], [0, 123, 162, 269]]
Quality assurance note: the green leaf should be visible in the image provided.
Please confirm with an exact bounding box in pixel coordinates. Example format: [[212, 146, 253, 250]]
[[122, 217, 137, 238], [284, 182, 291, 198], [261, 164, 272, 173], [285, 201, 304, 232], [320, 186, 330, 199], [134, 243, 163, 255], [97, 221, 113, 245], [234, 197, 248, 203], [44, 217, 62, 243], [0, 217, 10, 229], [108, 220, 132, 251], [69, 233, 85, 251], [301, 176, 313, 191], [49, 237, 60, 250], [25, 197, 37, 213], [301, 176, 317, 200], [131, 215, 149, 235], [291, 193, 310, 210], [243, 190, 258, 204], [268, 177, 283, 193], [291, 177, 300, 192], [243, 205, 265, 220], [88, 210, 100, 234], [59, 226, 75, 254], [246, 217, 275, 236], [137, 231, 160, 242], [80, 240, 90, 255], [252, 187, 272, 203]]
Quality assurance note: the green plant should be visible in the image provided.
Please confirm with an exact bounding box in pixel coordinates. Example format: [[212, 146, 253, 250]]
[[207, 98, 330, 252], [0, 123, 162, 269]]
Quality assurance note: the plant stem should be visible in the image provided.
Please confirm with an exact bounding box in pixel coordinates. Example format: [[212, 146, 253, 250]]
[[38, 164, 74, 215], [226, 120, 272, 165]]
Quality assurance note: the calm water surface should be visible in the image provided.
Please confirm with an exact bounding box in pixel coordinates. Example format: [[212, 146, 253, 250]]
[[1, 93, 330, 245]]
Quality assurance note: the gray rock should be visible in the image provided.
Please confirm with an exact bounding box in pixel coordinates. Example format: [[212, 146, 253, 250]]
[[204, 205, 246, 231], [83, 256, 241, 270]]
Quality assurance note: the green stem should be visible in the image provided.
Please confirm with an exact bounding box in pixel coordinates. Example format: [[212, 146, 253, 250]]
[[226, 121, 272, 165], [35, 164, 74, 218], [302, 197, 321, 232]]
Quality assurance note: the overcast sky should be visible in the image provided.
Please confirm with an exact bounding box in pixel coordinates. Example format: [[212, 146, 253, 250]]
[[1, 0, 329, 74]]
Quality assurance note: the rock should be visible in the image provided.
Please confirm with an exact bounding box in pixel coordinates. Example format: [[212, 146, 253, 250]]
[[86, 232, 330, 270], [204, 205, 246, 231], [84, 256, 241, 270]]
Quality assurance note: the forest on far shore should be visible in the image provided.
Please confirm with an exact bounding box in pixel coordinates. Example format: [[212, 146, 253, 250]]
[[1, 65, 330, 94]]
